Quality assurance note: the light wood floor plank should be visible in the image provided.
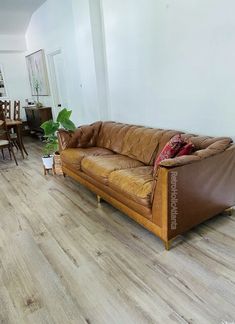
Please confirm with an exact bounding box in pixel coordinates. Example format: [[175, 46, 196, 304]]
[[0, 138, 235, 323]]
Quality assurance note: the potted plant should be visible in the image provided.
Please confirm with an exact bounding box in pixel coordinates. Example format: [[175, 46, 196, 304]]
[[33, 79, 43, 108], [41, 108, 76, 172]]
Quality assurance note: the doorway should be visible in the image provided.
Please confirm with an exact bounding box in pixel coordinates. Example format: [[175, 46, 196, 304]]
[[47, 49, 68, 117]]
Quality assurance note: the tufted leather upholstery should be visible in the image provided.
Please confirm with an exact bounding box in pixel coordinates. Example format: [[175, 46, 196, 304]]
[[58, 121, 102, 151], [121, 127, 180, 165], [108, 166, 153, 207], [58, 121, 235, 248], [59, 121, 233, 199], [160, 137, 232, 167], [59, 121, 232, 166], [96, 122, 132, 153], [81, 154, 144, 184], [96, 122, 232, 165], [57, 129, 73, 151], [96, 122, 181, 165]]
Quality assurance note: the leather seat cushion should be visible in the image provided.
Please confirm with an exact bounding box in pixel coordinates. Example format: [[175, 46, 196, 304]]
[[81, 154, 144, 184], [60, 147, 114, 171], [108, 166, 154, 207]]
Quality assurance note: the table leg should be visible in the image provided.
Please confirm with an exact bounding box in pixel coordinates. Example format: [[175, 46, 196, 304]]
[[22, 140, 28, 156], [15, 124, 25, 159], [19, 124, 28, 156]]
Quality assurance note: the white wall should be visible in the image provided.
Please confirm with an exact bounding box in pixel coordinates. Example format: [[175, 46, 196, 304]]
[[88, 0, 110, 120], [26, 0, 82, 125], [0, 33, 30, 119], [71, 0, 101, 123], [0, 52, 31, 118], [101, 0, 235, 138], [25, 0, 235, 138], [26, 0, 104, 126], [0, 35, 26, 52]]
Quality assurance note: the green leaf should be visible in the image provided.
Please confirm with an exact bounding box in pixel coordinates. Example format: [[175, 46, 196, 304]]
[[56, 108, 72, 123], [43, 137, 58, 155], [60, 119, 76, 131], [41, 120, 59, 136], [47, 134, 58, 142], [41, 108, 76, 155]]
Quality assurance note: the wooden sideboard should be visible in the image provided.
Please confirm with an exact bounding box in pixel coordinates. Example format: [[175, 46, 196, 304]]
[[24, 106, 53, 134]]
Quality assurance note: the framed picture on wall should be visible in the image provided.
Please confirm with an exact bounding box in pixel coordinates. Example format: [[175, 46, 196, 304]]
[[26, 49, 50, 96]]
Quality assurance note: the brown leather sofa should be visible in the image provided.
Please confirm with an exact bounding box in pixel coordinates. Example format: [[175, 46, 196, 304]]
[[58, 121, 235, 249]]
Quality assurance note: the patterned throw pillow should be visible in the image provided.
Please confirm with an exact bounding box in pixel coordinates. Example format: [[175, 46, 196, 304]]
[[153, 134, 184, 172], [176, 142, 195, 157]]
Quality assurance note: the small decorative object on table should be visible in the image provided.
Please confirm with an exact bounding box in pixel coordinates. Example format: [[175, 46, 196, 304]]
[[41, 108, 76, 175], [33, 79, 44, 108]]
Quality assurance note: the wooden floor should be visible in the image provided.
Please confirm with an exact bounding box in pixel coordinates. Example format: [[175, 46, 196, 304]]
[[0, 139, 235, 324]]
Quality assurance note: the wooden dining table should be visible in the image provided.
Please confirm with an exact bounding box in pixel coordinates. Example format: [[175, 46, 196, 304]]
[[6, 119, 28, 159]]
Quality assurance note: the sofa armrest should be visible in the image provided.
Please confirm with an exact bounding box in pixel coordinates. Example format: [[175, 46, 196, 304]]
[[159, 138, 232, 168], [152, 145, 235, 241], [57, 129, 74, 151], [57, 121, 102, 152]]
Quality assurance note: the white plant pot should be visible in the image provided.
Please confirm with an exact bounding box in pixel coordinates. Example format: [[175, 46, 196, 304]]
[[42, 155, 54, 169]]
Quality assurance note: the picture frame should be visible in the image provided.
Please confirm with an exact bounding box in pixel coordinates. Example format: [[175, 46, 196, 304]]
[[26, 49, 50, 96]]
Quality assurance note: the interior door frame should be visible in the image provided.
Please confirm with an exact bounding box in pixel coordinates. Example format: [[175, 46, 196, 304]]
[[47, 48, 64, 118]]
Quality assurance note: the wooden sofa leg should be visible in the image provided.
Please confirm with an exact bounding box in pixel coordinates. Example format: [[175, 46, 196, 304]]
[[224, 207, 234, 216], [97, 195, 101, 205], [164, 240, 171, 251]]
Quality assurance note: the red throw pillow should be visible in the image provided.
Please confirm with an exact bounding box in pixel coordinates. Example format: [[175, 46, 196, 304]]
[[176, 142, 195, 157], [154, 134, 185, 171]]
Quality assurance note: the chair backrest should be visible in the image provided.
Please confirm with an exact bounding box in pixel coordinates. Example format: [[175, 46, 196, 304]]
[[0, 101, 4, 112], [14, 100, 20, 120], [0, 100, 11, 119], [0, 105, 8, 141], [0, 104, 5, 121]]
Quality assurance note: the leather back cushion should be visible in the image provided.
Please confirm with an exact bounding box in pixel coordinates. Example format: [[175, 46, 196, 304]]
[[121, 126, 181, 165], [96, 122, 232, 165], [97, 122, 181, 165], [69, 121, 102, 148], [181, 134, 232, 150], [96, 122, 133, 153]]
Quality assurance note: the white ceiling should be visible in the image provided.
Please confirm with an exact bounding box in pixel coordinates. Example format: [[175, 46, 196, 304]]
[[0, 0, 46, 35]]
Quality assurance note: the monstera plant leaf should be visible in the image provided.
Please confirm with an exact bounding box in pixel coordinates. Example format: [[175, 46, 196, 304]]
[[41, 120, 59, 136], [56, 108, 72, 123], [60, 119, 76, 131]]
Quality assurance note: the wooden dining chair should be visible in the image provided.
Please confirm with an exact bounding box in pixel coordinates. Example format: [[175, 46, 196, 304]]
[[1, 100, 11, 119], [13, 100, 20, 120], [0, 106, 18, 165], [10, 100, 21, 148], [0, 101, 4, 114]]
